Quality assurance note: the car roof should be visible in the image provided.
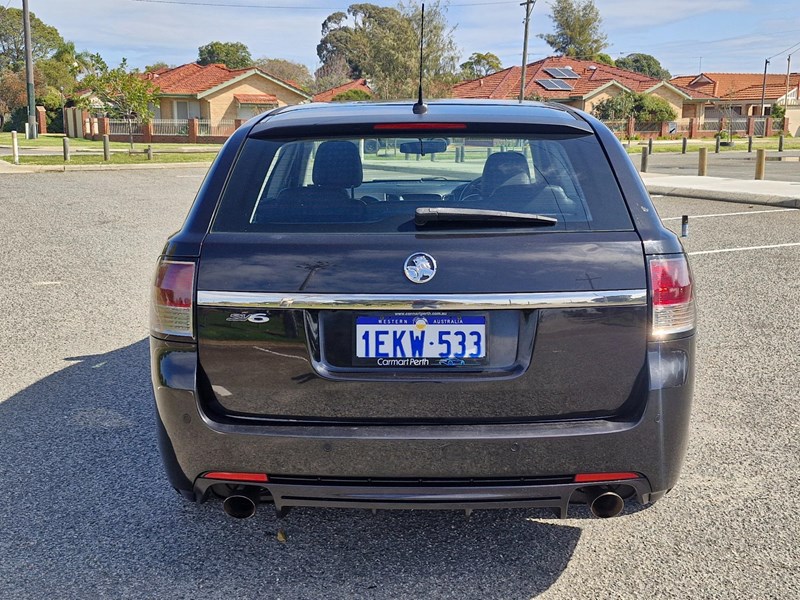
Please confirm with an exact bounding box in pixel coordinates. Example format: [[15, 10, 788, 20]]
[[249, 99, 593, 136]]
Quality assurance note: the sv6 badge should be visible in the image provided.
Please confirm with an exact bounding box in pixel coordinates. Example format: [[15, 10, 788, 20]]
[[226, 313, 270, 323]]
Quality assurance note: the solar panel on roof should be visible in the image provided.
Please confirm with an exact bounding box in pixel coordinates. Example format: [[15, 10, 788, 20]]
[[544, 67, 580, 79], [535, 79, 574, 91], [536, 79, 563, 91]]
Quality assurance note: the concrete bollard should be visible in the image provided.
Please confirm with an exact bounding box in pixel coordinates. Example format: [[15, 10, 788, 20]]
[[103, 134, 110, 161], [63, 137, 70, 162], [755, 149, 766, 180], [11, 130, 19, 165], [698, 147, 708, 176], [146, 145, 153, 160], [681, 137, 688, 154], [640, 148, 649, 173], [778, 134, 784, 152]]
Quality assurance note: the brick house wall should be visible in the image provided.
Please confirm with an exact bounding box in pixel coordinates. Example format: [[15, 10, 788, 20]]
[[204, 73, 304, 123]]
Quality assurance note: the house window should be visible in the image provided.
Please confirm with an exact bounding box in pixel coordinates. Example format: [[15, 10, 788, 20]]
[[175, 101, 189, 119], [237, 104, 263, 120]]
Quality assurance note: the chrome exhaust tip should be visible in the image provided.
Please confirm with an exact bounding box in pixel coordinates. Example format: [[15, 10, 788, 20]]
[[222, 488, 260, 519], [586, 488, 625, 518]]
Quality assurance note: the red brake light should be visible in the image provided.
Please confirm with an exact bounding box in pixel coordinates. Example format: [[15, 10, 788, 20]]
[[204, 472, 269, 483], [649, 256, 695, 337], [150, 259, 195, 337], [574, 472, 639, 483], [374, 123, 467, 130]]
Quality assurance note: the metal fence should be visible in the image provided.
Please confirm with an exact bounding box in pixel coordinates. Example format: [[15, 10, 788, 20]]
[[634, 121, 660, 133], [699, 119, 722, 132], [108, 119, 143, 136], [772, 118, 785, 132], [729, 118, 748, 132], [152, 119, 189, 136], [199, 119, 236, 137], [603, 120, 627, 133]]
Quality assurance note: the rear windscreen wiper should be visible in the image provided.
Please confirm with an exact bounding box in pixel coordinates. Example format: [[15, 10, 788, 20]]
[[415, 207, 558, 227]]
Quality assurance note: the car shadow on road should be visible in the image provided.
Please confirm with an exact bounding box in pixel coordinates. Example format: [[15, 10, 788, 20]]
[[0, 339, 583, 599]]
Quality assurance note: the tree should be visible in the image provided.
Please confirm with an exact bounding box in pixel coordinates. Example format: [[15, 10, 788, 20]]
[[635, 94, 677, 122], [145, 62, 171, 73], [0, 7, 64, 72], [332, 88, 372, 101], [615, 53, 670, 80], [316, 2, 459, 99], [538, 0, 608, 59], [592, 91, 676, 122], [313, 54, 352, 93], [459, 52, 502, 80], [595, 52, 615, 66], [254, 58, 313, 89], [80, 59, 160, 150], [197, 42, 253, 69]]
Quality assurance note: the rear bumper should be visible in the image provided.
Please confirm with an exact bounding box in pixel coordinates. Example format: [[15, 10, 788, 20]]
[[151, 336, 694, 514], [193, 475, 654, 518]]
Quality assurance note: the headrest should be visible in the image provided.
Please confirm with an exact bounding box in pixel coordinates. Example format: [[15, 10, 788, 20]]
[[481, 151, 531, 197], [312, 141, 363, 188]]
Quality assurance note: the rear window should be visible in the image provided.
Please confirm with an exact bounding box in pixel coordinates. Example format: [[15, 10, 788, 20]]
[[212, 133, 633, 233]]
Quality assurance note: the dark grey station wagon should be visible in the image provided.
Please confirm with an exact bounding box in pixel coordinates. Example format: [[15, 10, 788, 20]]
[[150, 100, 695, 519]]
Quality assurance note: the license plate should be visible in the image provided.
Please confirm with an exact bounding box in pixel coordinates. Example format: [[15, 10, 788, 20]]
[[356, 314, 486, 361]]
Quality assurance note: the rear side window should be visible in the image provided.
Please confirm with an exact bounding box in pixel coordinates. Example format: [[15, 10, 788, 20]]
[[212, 133, 633, 233]]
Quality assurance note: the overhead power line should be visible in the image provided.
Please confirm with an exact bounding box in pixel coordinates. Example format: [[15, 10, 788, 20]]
[[130, 0, 522, 7]]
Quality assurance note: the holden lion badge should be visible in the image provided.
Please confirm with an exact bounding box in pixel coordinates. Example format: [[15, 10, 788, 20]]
[[404, 253, 437, 284]]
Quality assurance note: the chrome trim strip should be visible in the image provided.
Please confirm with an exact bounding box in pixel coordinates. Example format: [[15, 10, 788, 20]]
[[197, 290, 647, 311]]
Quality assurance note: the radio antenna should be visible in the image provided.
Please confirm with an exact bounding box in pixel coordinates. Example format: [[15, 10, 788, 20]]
[[412, 2, 428, 114]]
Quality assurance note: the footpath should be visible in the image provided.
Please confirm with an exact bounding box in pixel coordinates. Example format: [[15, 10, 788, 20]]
[[640, 173, 800, 208]]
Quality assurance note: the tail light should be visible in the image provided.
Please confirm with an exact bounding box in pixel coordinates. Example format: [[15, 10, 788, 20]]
[[574, 472, 640, 483], [150, 259, 195, 338], [649, 255, 695, 338]]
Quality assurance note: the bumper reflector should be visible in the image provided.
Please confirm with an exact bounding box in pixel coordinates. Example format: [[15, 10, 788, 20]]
[[204, 472, 269, 483], [574, 472, 639, 483]]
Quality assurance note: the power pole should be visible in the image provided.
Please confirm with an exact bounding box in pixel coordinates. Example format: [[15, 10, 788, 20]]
[[22, 0, 38, 139], [759, 58, 769, 120], [518, 0, 537, 103]]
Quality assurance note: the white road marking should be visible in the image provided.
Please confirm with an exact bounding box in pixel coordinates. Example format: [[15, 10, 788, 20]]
[[689, 242, 800, 256], [32, 281, 62, 286], [662, 208, 798, 221]]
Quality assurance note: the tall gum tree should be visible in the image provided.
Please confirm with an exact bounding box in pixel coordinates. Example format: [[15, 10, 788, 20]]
[[538, 0, 608, 59]]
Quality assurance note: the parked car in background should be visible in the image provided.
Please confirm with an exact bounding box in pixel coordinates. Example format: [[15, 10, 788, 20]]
[[150, 100, 695, 520]]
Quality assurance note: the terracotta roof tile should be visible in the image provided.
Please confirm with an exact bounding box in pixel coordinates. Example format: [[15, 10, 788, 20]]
[[313, 78, 373, 102], [452, 56, 713, 101], [142, 63, 308, 97], [234, 93, 278, 104], [670, 73, 800, 101]]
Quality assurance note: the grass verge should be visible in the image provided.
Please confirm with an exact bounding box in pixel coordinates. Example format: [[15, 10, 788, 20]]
[[1, 152, 217, 166]]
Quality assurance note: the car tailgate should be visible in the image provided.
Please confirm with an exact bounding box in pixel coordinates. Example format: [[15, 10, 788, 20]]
[[194, 230, 648, 423]]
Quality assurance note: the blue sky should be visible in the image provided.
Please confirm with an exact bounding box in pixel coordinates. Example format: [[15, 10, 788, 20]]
[[18, 0, 800, 78]]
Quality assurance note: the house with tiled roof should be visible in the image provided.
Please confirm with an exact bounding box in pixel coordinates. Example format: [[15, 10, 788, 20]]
[[143, 63, 311, 125], [670, 72, 800, 117], [313, 78, 373, 102], [452, 56, 714, 120]]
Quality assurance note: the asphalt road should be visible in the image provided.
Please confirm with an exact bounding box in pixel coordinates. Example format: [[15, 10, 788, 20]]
[[0, 169, 798, 599]]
